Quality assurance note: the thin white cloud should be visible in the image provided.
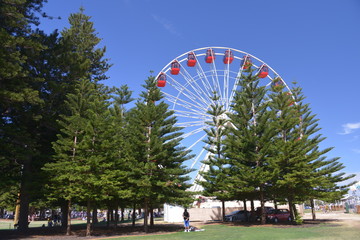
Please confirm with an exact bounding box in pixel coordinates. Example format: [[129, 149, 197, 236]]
[[339, 122, 360, 135], [151, 14, 181, 37], [353, 149, 360, 154]]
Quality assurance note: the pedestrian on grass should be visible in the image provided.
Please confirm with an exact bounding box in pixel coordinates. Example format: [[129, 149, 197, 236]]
[[183, 209, 190, 232]]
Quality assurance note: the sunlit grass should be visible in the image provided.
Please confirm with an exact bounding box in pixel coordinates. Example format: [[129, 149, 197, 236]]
[[0, 219, 87, 230], [96, 223, 360, 240]]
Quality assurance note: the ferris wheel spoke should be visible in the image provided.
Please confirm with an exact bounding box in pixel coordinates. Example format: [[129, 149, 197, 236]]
[[166, 76, 209, 109], [223, 61, 231, 109], [210, 59, 223, 101], [195, 61, 217, 99], [228, 64, 245, 110], [174, 113, 208, 121], [182, 125, 209, 139], [186, 133, 207, 152], [178, 62, 214, 107], [164, 92, 208, 113], [189, 142, 208, 170], [192, 54, 216, 101], [176, 121, 205, 128], [174, 109, 210, 119]]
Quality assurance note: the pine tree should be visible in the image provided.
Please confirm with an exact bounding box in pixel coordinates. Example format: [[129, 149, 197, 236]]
[[224, 67, 276, 224], [0, 0, 51, 231], [268, 82, 354, 221], [59, 7, 111, 85], [127, 74, 193, 232], [42, 8, 112, 232], [104, 84, 135, 228], [199, 92, 232, 221], [43, 79, 117, 236], [43, 79, 95, 235]]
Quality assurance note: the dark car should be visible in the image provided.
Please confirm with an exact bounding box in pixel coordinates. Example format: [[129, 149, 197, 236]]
[[266, 209, 291, 223], [224, 210, 250, 222]]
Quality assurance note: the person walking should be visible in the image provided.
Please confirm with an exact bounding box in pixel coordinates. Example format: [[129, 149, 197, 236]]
[[183, 209, 190, 232]]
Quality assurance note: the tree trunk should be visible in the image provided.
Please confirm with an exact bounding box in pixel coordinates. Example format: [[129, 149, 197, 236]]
[[150, 206, 154, 226], [243, 200, 248, 222], [132, 204, 136, 227], [114, 206, 119, 228], [86, 200, 91, 236], [66, 199, 72, 236], [292, 203, 298, 218], [222, 200, 225, 222], [288, 197, 294, 221], [110, 208, 114, 222], [18, 160, 31, 232], [260, 186, 266, 224], [310, 199, 316, 220], [251, 199, 255, 212], [274, 198, 278, 210], [61, 200, 69, 230], [14, 195, 20, 226], [121, 207, 124, 222], [106, 209, 110, 228], [92, 207, 98, 225], [144, 199, 149, 233]]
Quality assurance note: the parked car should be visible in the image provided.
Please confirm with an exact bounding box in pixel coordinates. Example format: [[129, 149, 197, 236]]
[[251, 207, 274, 222], [266, 209, 291, 223], [224, 210, 250, 222]]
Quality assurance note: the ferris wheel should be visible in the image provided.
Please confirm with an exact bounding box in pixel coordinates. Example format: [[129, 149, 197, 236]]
[[156, 47, 292, 191]]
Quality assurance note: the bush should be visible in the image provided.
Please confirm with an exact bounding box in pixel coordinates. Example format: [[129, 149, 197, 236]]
[[294, 215, 303, 225]]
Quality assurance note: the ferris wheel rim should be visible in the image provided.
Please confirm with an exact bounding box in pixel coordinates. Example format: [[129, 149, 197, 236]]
[[156, 46, 294, 107], [156, 46, 284, 84]]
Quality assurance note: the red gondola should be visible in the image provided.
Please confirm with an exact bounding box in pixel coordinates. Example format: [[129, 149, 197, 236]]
[[258, 65, 269, 78], [205, 48, 215, 63], [223, 50, 234, 64], [170, 60, 180, 75], [187, 52, 197, 67], [157, 73, 166, 87], [241, 55, 252, 69]]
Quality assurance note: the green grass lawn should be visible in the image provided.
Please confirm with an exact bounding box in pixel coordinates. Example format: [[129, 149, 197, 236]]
[[0, 219, 87, 230], [98, 224, 359, 240], [2, 219, 358, 240]]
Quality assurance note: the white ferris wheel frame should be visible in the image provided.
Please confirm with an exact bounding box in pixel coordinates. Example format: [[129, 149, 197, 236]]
[[156, 46, 293, 191]]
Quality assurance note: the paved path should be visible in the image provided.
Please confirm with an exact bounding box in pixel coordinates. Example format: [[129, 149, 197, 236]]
[[303, 211, 360, 221]]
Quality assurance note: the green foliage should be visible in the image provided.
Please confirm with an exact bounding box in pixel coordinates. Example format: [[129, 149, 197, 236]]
[[224, 67, 276, 218], [127, 74, 194, 208], [199, 92, 232, 202], [294, 214, 303, 225]]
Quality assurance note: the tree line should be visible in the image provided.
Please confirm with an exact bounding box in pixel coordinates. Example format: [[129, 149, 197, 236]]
[[199, 67, 354, 224], [0, 0, 354, 237], [0, 1, 193, 236]]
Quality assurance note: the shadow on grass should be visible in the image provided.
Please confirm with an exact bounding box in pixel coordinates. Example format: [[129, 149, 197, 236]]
[[0, 221, 184, 239]]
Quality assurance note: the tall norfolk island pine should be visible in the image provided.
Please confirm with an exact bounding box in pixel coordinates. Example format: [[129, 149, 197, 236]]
[[268, 82, 355, 220], [224, 67, 276, 224], [42, 7, 114, 236], [199, 93, 232, 221], [127, 75, 193, 232], [43, 80, 108, 235]]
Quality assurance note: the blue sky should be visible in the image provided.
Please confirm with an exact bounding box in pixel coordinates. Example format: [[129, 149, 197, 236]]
[[39, 0, 360, 183]]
